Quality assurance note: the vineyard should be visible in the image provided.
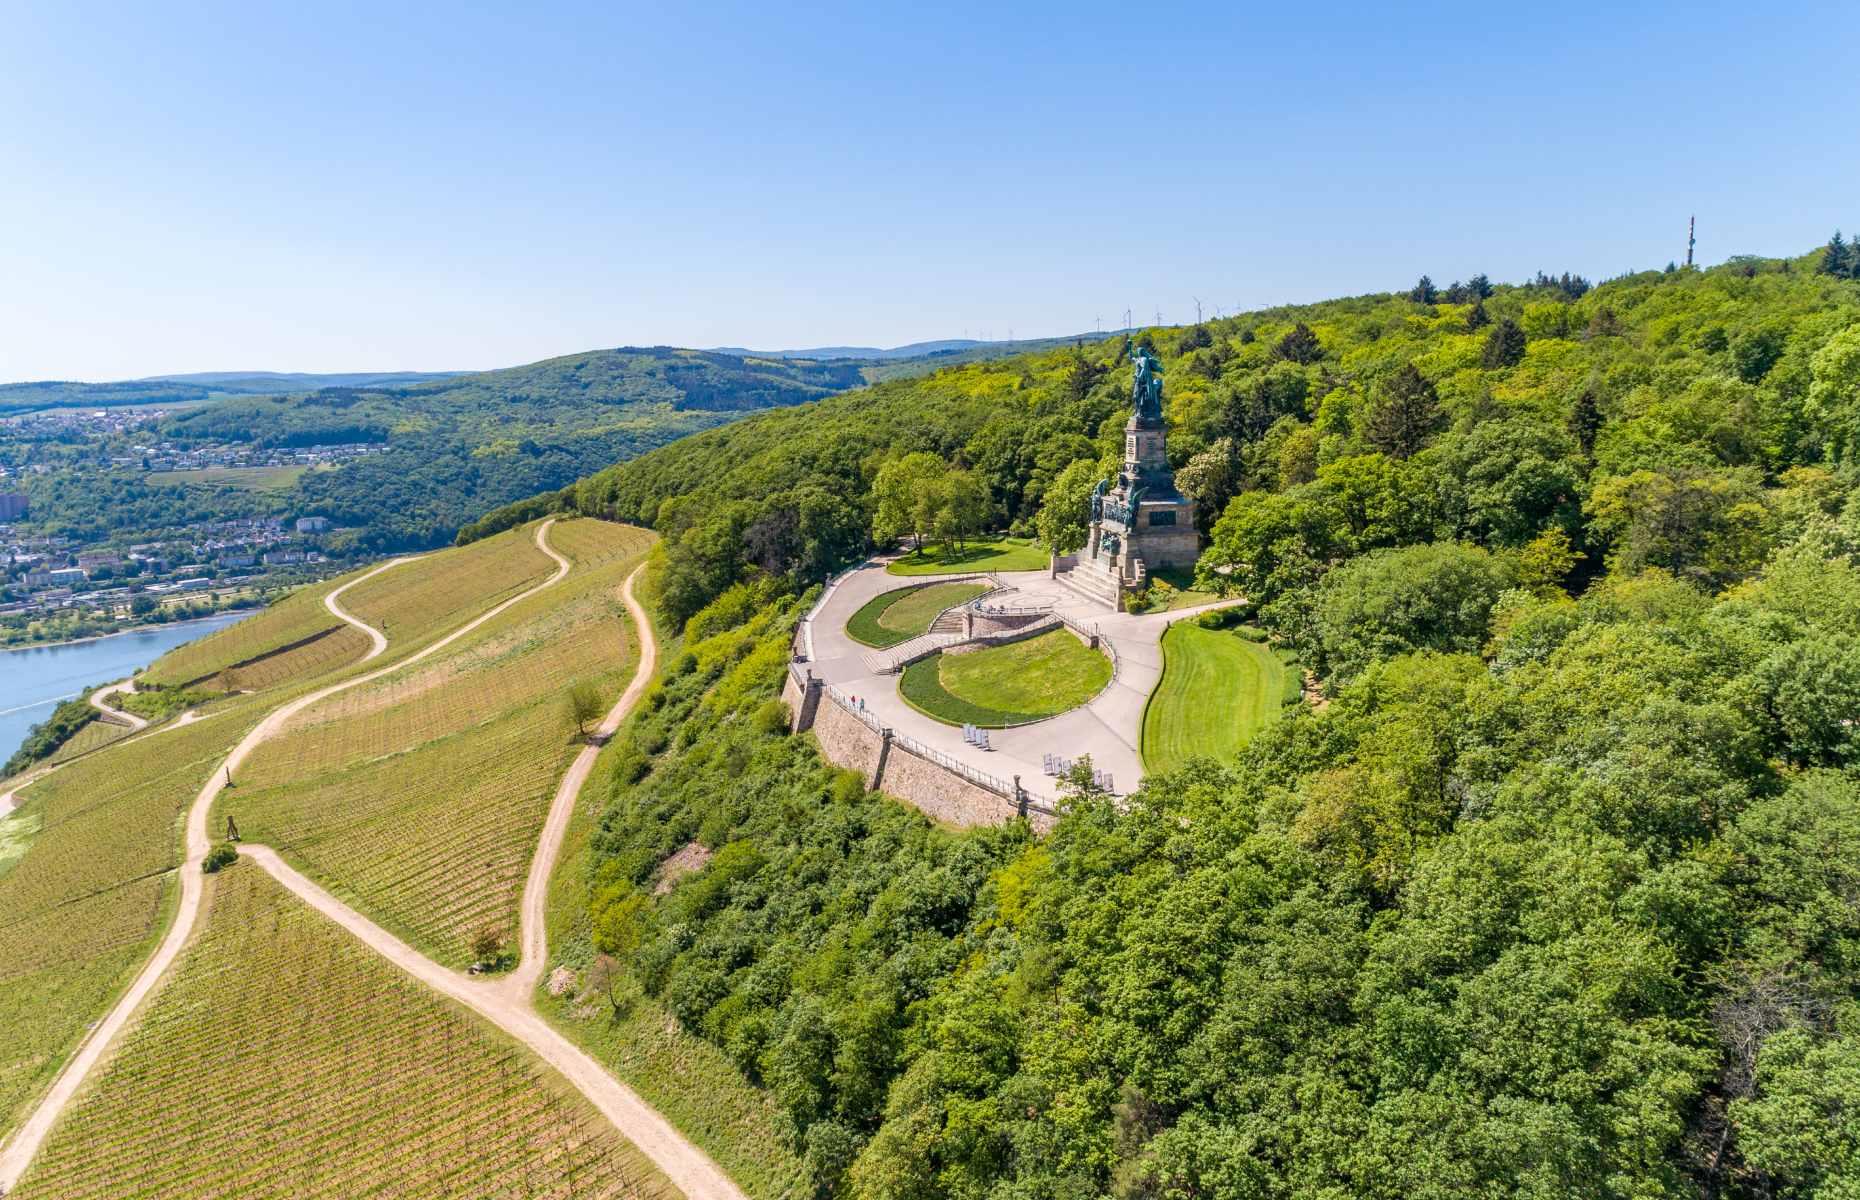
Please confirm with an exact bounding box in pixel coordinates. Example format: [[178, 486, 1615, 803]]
[[336, 525, 557, 655], [139, 583, 349, 688], [0, 578, 432, 1142], [0, 709, 259, 1136], [203, 623, 374, 693], [42, 716, 136, 765], [10, 865, 676, 1200], [218, 522, 653, 966]]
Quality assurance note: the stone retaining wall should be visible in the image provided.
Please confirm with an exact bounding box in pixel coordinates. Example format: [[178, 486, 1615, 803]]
[[786, 665, 1055, 833]]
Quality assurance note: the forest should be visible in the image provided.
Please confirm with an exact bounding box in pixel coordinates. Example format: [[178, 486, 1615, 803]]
[[494, 241, 1860, 1199], [6, 344, 1071, 554]]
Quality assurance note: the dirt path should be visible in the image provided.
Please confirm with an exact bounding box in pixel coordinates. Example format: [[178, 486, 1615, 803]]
[[235, 556, 745, 1197], [1, 681, 161, 817], [88, 681, 149, 731], [0, 524, 740, 1200], [503, 561, 656, 1000], [0, 523, 572, 1193]]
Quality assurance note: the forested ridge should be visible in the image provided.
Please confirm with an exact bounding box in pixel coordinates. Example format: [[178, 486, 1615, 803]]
[[507, 245, 1860, 1198]]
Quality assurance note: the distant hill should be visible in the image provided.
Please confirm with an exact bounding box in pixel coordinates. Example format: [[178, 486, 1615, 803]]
[[9, 346, 884, 553], [7, 337, 1095, 552], [146, 370, 462, 393], [716, 333, 1096, 367], [0, 370, 458, 413], [716, 338, 990, 360]]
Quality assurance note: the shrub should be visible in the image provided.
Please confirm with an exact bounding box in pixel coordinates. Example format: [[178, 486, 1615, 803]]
[[753, 699, 791, 737], [202, 842, 239, 874]]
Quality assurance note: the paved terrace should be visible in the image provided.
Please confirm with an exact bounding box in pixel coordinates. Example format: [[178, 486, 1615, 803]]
[[802, 558, 1237, 807]]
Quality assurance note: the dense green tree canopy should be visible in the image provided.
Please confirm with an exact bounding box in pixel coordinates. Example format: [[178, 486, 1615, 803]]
[[498, 250, 1860, 1197]]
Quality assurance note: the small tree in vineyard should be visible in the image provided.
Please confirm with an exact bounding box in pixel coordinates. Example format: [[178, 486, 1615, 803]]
[[566, 680, 604, 738]]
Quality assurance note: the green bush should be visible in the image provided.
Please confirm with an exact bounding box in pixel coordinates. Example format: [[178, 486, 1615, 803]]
[[753, 699, 790, 737], [202, 842, 239, 874]]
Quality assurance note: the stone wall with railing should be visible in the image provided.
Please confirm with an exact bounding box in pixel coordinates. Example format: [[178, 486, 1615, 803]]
[[784, 664, 1057, 832]]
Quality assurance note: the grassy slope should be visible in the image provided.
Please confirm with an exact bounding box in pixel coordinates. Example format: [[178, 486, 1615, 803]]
[[12, 865, 676, 1200], [144, 464, 309, 492], [1141, 622, 1289, 773], [886, 534, 1047, 576], [219, 519, 653, 967], [901, 628, 1111, 727]]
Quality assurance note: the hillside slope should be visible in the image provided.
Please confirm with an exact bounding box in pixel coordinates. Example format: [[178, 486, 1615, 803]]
[[494, 247, 1860, 1199]]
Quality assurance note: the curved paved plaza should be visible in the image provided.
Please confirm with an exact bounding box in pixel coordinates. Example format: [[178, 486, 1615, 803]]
[[801, 558, 1236, 807]]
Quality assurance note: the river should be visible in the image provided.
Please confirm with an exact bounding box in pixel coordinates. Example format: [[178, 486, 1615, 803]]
[[0, 613, 251, 764]]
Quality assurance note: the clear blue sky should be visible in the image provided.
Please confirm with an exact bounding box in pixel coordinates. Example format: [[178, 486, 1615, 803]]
[[2, 1, 1855, 381]]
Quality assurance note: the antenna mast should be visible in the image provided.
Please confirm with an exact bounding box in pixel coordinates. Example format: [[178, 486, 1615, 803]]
[[1686, 216, 1695, 268]]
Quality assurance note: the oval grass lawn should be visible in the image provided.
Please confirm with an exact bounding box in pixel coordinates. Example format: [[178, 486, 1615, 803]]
[[1140, 622, 1294, 774], [900, 628, 1110, 727], [846, 581, 989, 648], [886, 535, 1047, 576]]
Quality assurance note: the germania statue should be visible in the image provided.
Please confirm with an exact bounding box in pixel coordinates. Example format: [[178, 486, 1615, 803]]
[[1130, 343, 1164, 423]]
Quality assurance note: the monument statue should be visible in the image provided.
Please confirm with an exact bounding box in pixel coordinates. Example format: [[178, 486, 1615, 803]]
[[1130, 344, 1164, 423], [1065, 336, 1197, 610]]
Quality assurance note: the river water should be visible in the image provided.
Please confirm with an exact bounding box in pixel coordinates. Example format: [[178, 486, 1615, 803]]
[[0, 613, 251, 764]]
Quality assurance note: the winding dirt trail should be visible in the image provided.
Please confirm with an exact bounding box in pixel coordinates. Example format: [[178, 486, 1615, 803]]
[[88, 681, 149, 731], [1, 681, 166, 819], [504, 561, 657, 1000], [0, 523, 572, 1192], [0, 525, 740, 1200], [236, 558, 743, 1198]]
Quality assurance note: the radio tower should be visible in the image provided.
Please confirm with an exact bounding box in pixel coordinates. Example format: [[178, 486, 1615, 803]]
[[1686, 216, 1695, 268]]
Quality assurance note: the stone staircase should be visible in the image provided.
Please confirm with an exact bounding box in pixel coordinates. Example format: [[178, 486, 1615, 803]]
[[929, 608, 967, 635], [1053, 562, 1124, 610], [861, 631, 964, 675]]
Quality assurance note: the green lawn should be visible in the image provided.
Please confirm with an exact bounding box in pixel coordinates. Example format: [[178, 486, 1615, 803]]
[[1143, 565, 1221, 610], [900, 628, 1110, 727], [887, 535, 1048, 576], [1141, 622, 1297, 774], [145, 464, 310, 493], [846, 581, 988, 648]]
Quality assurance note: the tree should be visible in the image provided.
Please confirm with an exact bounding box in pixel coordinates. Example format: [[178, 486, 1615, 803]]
[[1731, 323, 1786, 383], [1755, 634, 1860, 766], [567, 679, 605, 737], [1036, 458, 1103, 556], [1363, 363, 1442, 459], [1587, 467, 1771, 587], [870, 452, 947, 549], [1807, 324, 1860, 464], [1063, 346, 1106, 404], [1175, 439, 1243, 529], [1466, 299, 1490, 332], [938, 468, 993, 553], [1408, 275, 1438, 304], [1273, 322, 1323, 365], [1571, 384, 1602, 459], [1302, 541, 1517, 681], [1819, 230, 1852, 278], [1481, 317, 1527, 368]]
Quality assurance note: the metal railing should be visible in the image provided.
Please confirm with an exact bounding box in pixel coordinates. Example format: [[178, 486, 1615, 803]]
[[891, 731, 1014, 796], [823, 682, 885, 734]]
